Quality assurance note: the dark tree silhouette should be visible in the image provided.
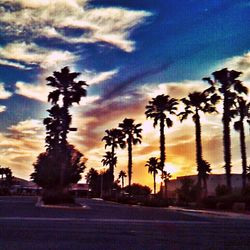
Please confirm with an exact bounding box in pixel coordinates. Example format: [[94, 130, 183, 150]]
[[204, 68, 248, 190], [145, 95, 178, 170], [234, 97, 249, 189], [0, 167, 12, 192], [32, 67, 87, 203], [179, 91, 217, 194], [85, 168, 100, 196], [118, 170, 127, 188], [102, 128, 125, 183], [119, 118, 142, 187], [31, 145, 86, 189], [145, 157, 160, 194], [161, 170, 171, 198]]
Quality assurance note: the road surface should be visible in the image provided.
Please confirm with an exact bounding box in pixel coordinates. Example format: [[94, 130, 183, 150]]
[[0, 196, 249, 249]]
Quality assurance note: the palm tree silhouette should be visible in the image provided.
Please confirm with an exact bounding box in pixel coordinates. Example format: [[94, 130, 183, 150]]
[[101, 151, 117, 172], [118, 170, 127, 188], [102, 129, 125, 182], [179, 91, 217, 193], [45, 66, 88, 187], [145, 157, 160, 194], [46, 66, 88, 145], [145, 94, 178, 170], [204, 68, 248, 190], [234, 97, 249, 189], [161, 170, 172, 198], [119, 118, 142, 187]]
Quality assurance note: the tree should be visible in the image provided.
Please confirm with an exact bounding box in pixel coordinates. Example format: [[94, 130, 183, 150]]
[[203, 68, 248, 190], [124, 183, 151, 196], [31, 144, 86, 189], [145, 157, 160, 194], [118, 170, 127, 188], [85, 168, 100, 196], [161, 170, 171, 198], [145, 95, 178, 170], [102, 129, 125, 182], [119, 118, 142, 187], [32, 67, 88, 203], [234, 97, 249, 189], [179, 91, 217, 193], [0, 167, 12, 193]]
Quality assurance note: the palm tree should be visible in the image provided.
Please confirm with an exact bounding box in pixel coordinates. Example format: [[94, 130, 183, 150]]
[[102, 129, 125, 182], [46, 66, 88, 146], [119, 118, 142, 187], [179, 91, 217, 192], [145, 94, 178, 170], [204, 68, 248, 190], [161, 170, 172, 198], [118, 170, 127, 188], [234, 97, 249, 189], [45, 67, 88, 187], [145, 157, 160, 194], [101, 151, 117, 171]]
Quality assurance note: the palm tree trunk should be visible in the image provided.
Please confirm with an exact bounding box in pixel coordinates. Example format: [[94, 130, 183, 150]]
[[128, 136, 132, 187], [194, 110, 203, 188], [160, 116, 165, 169], [122, 177, 124, 188], [153, 171, 156, 195], [223, 93, 232, 191], [111, 144, 115, 183], [239, 121, 247, 190]]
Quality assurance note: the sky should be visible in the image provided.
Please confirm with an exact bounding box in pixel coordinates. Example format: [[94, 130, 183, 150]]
[[0, 0, 249, 190]]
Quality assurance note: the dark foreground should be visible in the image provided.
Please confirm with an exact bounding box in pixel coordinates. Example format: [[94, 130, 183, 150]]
[[0, 196, 250, 250]]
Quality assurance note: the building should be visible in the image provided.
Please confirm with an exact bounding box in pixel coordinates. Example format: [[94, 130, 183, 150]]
[[166, 174, 248, 198]]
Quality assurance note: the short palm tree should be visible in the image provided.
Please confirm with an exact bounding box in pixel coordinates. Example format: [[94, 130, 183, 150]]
[[102, 128, 125, 182], [145, 94, 178, 170], [145, 157, 160, 194], [118, 170, 127, 188], [161, 170, 172, 198], [234, 97, 249, 189], [204, 68, 248, 190], [179, 91, 218, 192], [101, 151, 117, 171], [119, 118, 142, 187]]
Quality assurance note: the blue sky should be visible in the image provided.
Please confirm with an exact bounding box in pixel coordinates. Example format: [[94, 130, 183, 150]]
[[0, 0, 249, 186]]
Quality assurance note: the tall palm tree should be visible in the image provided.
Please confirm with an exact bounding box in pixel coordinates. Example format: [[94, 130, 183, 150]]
[[118, 170, 127, 188], [46, 66, 88, 146], [145, 157, 160, 194], [45, 67, 88, 187], [234, 97, 249, 189], [119, 118, 142, 187], [102, 129, 125, 182], [179, 91, 217, 191], [145, 94, 178, 170], [204, 68, 248, 190]]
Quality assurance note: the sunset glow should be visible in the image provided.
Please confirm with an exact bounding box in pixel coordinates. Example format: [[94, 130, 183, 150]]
[[0, 0, 249, 192]]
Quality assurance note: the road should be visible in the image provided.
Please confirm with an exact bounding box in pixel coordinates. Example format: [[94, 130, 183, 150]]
[[0, 196, 250, 249]]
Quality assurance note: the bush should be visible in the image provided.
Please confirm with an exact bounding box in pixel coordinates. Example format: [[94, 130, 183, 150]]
[[215, 185, 230, 197], [42, 189, 74, 205]]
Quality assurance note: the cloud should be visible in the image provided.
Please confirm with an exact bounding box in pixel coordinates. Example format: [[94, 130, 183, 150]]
[[223, 51, 250, 81], [0, 42, 78, 70], [0, 105, 7, 113], [0, 83, 12, 99], [0, 119, 45, 178], [0, 0, 151, 52]]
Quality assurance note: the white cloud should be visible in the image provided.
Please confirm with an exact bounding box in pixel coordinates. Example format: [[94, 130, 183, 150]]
[[0, 1, 151, 52], [223, 51, 250, 81], [0, 105, 7, 113], [0, 58, 30, 70], [81, 69, 118, 85], [0, 83, 12, 99], [0, 42, 78, 71]]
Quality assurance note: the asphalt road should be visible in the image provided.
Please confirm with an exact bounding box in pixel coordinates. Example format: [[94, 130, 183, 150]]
[[0, 196, 250, 250]]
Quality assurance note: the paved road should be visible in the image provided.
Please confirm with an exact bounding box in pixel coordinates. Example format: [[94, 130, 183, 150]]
[[0, 196, 250, 249]]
